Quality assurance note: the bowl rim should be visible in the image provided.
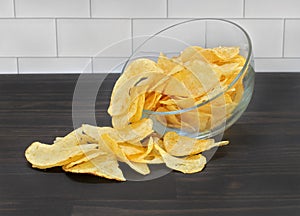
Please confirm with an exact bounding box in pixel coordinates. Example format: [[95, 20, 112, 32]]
[[123, 18, 253, 116]]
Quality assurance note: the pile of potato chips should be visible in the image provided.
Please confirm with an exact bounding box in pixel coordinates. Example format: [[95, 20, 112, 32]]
[[25, 46, 246, 181], [109, 46, 246, 132]]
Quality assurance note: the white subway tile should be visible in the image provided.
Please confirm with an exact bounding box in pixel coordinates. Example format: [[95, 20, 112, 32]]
[[0, 0, 14, 17], [231, 20, 284, 57], [92, 0, 166, 18], [18, 58, 92, 74], [254, 58, 300, 72], [93, 58, 128, 73], [245, 0, 300, 18], [15, 0, 90, 17], [168, 0, 243, 18], [0, 19, 56, 57], [0, 58, 17, 74], [57, 19, 131, 57], [133, 19, 205, 55], [284, 20, 300, 57]]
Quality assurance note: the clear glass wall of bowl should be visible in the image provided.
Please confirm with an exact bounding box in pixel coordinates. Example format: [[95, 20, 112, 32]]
[[123, 19, 255, 139]]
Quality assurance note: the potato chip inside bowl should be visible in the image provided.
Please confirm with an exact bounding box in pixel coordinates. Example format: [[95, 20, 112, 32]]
[[109, 19, 255, 139]]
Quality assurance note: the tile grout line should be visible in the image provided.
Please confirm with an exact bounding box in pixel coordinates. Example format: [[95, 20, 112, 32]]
[[89, 0, 92, 18], [254, 57, 300, 59], [0, 17, 297, 20], [55, 18, 59, 57], [131, 18, 134, 55], [91, 57, 94, 73], [166, 0, 168, 18], [282, 18, 286, 58], [16, 57, 19, 74], [12, 0, 16, 17], [204, 21, 207, 48], [3, 56, 130, 59], [243, 0, 246, 18]]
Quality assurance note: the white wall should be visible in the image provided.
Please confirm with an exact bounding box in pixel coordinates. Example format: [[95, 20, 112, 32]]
[[0, 0, 299, 74]]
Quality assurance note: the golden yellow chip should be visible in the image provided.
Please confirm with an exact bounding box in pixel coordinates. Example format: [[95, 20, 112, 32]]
[[163, 131, 212, 156], [63, 153, 126, 181], [115, 118, 153, 143], [83, 118, 153, 144], [155, 143, 207, 174], [212, 46, 240, 60], [127, 137, 153, 160], [129, 137, 164, 164], [25, 142, 98, 169], [108, 59, 164, 116], [63, 149, 103, 169], [119, 142, 145, 157], [101, 134, 150, 175], [112, 92, 145, 129], [157, 53, 184, 75], [180, 46, 205, 63], [163, 131, 229, 156], [129, 93, 145, 123], [144, 91, 162, 111]]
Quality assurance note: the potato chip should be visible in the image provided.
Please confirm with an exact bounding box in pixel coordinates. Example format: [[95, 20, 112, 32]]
[[180, 46, 205, 63], [63, 149, 103, 169], [144, 91, 162, 111], [154, 143, 207, 174], [119, 142, 145, 157], [157, 53, 184, 75], [51, 127, 97, 148], [63, 153, 126, 181], [83, 118, 153, 144], [129, 93, 145, 123], [211, 62, 241, 80], [25, 142, 98, 169], [129, 137, 164, 164], [108, 59, 164, 116], [115, 118, 153, 143], [163, 131, 229, 156], [82, 124, 114, 142], [116, 58, 163, 86], [160, 68, 204, 98], [163, 131, 212, 156], [101, 134, 150, 175], [212, 46, 240, 61], [185, 60, 220, 94], [127, 137, 154, 160], [112, 92, 145, 129], [155, 106, 196, 131], [54, 137, 63, 143]]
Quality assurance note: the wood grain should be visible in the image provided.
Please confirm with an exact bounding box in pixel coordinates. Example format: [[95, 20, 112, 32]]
[[0, 73, 299, 216]]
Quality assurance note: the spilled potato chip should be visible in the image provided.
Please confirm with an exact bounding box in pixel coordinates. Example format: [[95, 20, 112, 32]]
[[25, 142, 98, 169]]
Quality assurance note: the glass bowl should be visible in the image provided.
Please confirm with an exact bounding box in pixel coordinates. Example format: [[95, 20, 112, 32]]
[[123, 18, 255, 139]]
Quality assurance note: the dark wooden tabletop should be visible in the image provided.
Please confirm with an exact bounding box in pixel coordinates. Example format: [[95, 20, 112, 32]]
[[0, 73, 300, 216]]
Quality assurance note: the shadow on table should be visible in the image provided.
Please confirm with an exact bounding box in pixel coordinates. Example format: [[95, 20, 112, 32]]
[[26, 162, 120, 183], [65, 172, 121, 184]]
